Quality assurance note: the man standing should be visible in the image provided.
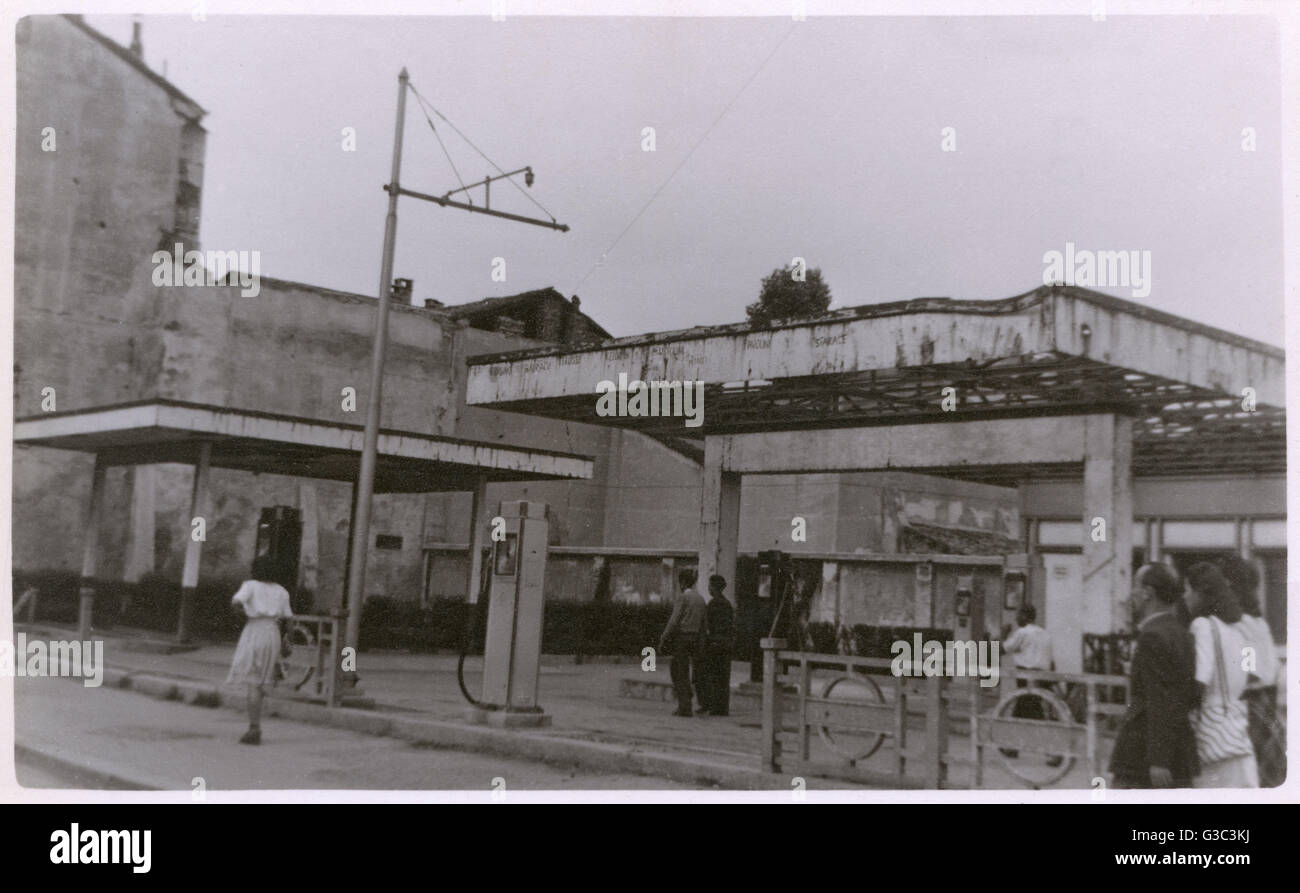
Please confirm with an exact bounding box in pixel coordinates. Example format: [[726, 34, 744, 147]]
[[1109, 563, 1199, 788], [697, 575, 735, 716], [1003, 604, 1054, 677], [659, 569, 707, 717], [1000, 604, 1057, 761]]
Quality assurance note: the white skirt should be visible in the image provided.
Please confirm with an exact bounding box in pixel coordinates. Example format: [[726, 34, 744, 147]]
[[227, 617, 281, 687]]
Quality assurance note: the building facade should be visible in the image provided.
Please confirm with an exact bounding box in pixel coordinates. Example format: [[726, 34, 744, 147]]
[[13, 17, 1284, 661]]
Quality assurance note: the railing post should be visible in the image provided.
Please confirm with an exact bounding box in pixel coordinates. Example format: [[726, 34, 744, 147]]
[[329, 608, 347, 708], [798, 656, 812, 761], [1086, 680, 1099, 781], [923, 674, 947, 789], [893, 674, 907, 780], [760, 638, 787, 772], [970, 677, 983, 789]]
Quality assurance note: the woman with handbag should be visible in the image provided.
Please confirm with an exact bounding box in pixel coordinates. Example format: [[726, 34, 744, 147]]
[[1219, 555, 1285, 787], [1184, 563, 1258, 788], [226, 554, 295, 745]]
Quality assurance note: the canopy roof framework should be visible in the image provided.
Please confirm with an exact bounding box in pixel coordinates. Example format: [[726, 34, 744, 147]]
[[465, 285, 1285, 482], [14, 400, 594, 492]]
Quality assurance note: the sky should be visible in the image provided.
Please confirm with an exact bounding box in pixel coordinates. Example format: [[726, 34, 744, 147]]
[[86, 13, 1285, 345]]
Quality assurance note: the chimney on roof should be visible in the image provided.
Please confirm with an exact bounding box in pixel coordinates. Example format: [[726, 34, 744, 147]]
[[424, 298, 444, 309], [570, 295, 581, 309], [130, 18, 143, 57]]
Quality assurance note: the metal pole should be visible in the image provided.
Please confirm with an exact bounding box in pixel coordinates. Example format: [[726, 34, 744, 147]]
[[344, 67, 408, 669]]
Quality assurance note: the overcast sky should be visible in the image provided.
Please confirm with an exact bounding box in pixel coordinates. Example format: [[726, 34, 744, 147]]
[[87, 13, 1284, 346]]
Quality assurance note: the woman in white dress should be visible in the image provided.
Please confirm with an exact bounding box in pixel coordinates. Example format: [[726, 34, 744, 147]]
[[1219, 555, 1282, 786], [226, 555, 294, 745], [1184, 563, 1258, 788]]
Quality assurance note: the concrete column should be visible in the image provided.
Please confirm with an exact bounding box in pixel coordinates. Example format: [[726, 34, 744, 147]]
[[124, 465, 156, 583], [177, 442, 212, 642], [342, 479, 359, 613], [698, 436, 741, 590], [78, 455, 109, 640], [297, 483, 320, 605], [465, 475, 488, 604], [1082, 415, 1133, 634], [340, 479, 362, 691]]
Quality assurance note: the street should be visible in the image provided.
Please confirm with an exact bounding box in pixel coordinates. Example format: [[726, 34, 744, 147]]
[[13, 678, 705, 792]]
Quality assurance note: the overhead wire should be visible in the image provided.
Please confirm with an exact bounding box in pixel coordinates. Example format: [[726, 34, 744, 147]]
[[570, 22, 799, 293], [411, 87, 471, 204], [408, 81, 558, 224]]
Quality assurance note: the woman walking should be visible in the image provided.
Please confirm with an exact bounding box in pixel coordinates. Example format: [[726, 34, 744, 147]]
[[1219, 555, 1284, 786], [1184, 563, 1258, 788], [226, 554, 294, 745]]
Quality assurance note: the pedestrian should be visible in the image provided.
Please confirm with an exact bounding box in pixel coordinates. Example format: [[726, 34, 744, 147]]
[[1000, 604, 1060, 763], [1218, 555, 1283, 786], [226, 554, 294, 744], [697, 574, 735, 716], [658, 569, 706, 717], [1109, 563, 1199, 788], [1184, 563, 1258, 788], [835, 620, 856, 656]]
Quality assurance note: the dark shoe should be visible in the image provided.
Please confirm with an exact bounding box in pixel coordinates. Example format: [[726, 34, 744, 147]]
[[672, 709, 693, 717], [239, 728, 261, 745], [999, 748, 1019, 758], [1046, 755, 1064, 767]]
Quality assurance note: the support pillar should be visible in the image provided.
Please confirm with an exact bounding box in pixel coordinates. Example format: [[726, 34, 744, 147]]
[[78, 454, 108, 641], [698, 436, 741, 590], [177, 442, 212, 643], [297, 483, 320, 604], [124, 465, 156, 584], [1082, 415, 1133, 634], [465, 475, 488, 604]]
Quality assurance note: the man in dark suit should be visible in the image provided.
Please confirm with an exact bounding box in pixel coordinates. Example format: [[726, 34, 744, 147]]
[[697, 575, 735, 716], [1109, 563, 1200, 788]]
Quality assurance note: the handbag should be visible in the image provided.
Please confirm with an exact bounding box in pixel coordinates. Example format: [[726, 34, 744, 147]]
[[1191, 618, 1255, 767], [1244, 685, 1287, 788]]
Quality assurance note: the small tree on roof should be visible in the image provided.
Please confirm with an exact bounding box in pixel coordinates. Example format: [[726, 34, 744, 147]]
[[745, 262, 832, 326]]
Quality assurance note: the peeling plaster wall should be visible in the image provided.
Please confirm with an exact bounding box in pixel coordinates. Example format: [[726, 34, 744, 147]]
[[13, 16, 206, 575]]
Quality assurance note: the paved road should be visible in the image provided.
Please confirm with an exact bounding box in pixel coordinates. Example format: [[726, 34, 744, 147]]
[[13, 677, 706, 792], [12, 757, 73, 789]]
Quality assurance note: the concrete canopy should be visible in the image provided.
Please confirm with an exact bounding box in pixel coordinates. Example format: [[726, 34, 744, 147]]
[[14, 399, 594, 492], [465, 285, 1284, 480]]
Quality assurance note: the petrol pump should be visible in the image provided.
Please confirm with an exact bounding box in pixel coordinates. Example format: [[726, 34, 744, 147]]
[[464, 500, 552, 728]]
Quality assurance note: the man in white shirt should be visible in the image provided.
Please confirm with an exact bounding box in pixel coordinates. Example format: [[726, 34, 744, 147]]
[[1004, 604, 1054, 672], [1001, 605, 1060, 763]]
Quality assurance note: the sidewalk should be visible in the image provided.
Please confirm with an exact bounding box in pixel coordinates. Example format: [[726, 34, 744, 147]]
[[13, 621, 801, 790], [12, 622, 1103, 790]]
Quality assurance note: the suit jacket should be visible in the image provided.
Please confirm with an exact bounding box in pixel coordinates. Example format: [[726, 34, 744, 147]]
[[703, 596, 735, 656], [1109, 612, 1199, 782]]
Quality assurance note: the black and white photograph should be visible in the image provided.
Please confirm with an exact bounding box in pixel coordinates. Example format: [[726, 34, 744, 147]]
[[1, 0, 1295, 825]]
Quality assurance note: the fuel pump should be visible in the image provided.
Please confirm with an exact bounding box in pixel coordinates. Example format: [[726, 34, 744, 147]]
[[464, 500, 552, 728]]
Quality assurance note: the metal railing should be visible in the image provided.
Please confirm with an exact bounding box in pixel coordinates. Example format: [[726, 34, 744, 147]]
[[760, 638, 1130, 789], [279, 610, 347, 708]]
